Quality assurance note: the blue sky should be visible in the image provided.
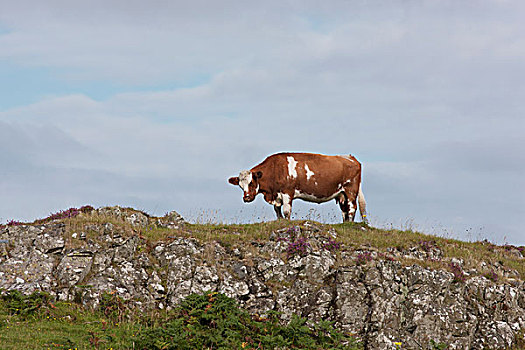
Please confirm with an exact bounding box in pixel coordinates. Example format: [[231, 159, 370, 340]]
[[1, 0, 524, 244], [0, 57, 214, 110]]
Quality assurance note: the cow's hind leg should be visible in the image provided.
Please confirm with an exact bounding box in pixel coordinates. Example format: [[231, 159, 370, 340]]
[[338, 192, 357, 222], [337, 193, 350, 222], [348, 198, 357, 222], [346, 190, 358, 222]]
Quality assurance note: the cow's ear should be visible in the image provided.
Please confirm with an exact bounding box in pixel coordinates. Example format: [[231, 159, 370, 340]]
[[228, 177, 239, 185], [254, 171, 263, 179]]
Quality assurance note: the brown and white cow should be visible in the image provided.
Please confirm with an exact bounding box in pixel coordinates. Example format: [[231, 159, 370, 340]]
[[228, 152, 367, 223]]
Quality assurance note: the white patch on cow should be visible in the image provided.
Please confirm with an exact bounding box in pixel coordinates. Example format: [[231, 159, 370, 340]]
[[294, 189, 340, 203], [304, 164, 314, 180], [348, 201, 355, 214], [238, 170, 253, 192], [287, 156, 298, 178]]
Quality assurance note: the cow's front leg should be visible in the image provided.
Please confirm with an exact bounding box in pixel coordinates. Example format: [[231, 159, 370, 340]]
[[274, 205, 283, 219], [282, 193, 293, 220], [264, 192, 284, 220]]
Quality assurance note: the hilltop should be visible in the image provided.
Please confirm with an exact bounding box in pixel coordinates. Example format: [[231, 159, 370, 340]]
[[1, 206, 525, 349]]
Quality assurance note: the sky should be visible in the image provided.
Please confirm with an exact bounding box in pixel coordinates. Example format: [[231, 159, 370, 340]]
[[0, 0, 524, 244]]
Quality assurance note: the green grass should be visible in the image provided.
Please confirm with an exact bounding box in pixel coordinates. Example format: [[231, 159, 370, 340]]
[[0, 295, 142, 349], [0, 290, 361, 350]]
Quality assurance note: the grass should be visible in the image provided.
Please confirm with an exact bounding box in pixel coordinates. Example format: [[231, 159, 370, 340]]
[[4, 203, 523, 283], [35, 206, 525, 282], [0, 290, 362, 350], [0, 292, 143, 349], [326, 222, 525, 281]]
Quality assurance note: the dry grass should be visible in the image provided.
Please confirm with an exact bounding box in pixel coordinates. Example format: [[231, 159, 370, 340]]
[[332, 222, 525, 281], [30, 208, 525, 281]]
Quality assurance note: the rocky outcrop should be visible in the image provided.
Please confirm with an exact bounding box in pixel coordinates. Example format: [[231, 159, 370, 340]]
[[1, 207, 524, 349]]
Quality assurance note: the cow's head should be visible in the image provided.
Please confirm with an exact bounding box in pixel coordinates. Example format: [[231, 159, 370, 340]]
[[228, 170, 262, 203]]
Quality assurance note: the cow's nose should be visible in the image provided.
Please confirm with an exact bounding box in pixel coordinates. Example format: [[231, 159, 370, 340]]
[[243, 195, 253, 202]]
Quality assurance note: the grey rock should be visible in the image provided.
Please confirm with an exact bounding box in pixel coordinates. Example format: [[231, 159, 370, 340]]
[[56, 252, 93, 287], [157, 210, 185, 229], [97, 206, 150, 228], [1, 216, 524, 349]]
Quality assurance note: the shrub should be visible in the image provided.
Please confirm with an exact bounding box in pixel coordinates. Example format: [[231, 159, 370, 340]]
[[1, 290, 50, 319], [287, 237, 310, 258], [355, 251, 373, 265], [98, 290, 129, 324], [448, 262, 466, 283], [483, 269, 498, 282], [6, 220, 23, 227], [430, 339, 448, 349], [419, 240, 437, 252], [134, 291, 362, 350], [323, 237, 342, 252], [35, 205, 95, 224]]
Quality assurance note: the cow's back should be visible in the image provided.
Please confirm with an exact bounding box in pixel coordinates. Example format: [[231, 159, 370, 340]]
[[252, 153, 361, 198]]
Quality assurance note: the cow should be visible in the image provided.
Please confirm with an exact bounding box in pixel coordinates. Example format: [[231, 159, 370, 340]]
[[228, 152, 367, 223]]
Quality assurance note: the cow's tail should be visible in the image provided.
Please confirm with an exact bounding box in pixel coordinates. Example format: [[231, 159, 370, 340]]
[[357, 183, 368, 224]]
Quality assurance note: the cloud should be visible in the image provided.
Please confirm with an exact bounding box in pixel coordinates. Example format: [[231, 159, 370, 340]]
[[0, 1, 521, 85], [0, 0, 524, 244]]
